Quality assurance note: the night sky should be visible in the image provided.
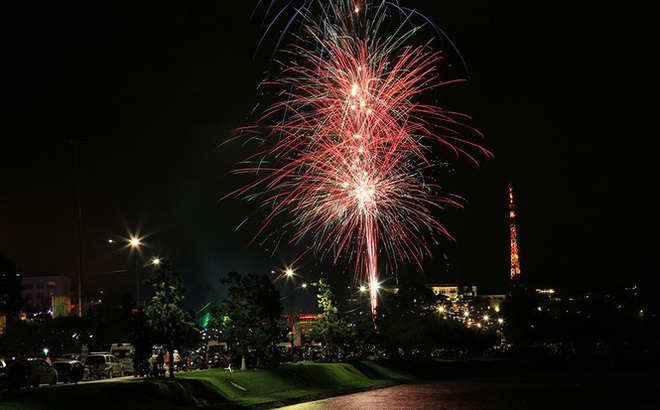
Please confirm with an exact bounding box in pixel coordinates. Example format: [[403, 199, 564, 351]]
[[1, 1, 658, 313]]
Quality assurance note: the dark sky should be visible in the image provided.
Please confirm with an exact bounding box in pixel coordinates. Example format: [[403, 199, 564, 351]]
[[1, 1, 658, 313]]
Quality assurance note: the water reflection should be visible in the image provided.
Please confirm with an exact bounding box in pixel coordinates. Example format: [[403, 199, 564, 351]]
[[275, 372, 658, 409], [275, 383, 464, 409]]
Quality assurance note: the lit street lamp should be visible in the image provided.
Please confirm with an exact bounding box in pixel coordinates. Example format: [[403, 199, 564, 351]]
[[277, 267, 296, 349], [136, 256, 161, 307], [130, 237, 142, 305], [285, 268, 295, 348], [66, 137, 87, 317], [126, 236, 160, 306]]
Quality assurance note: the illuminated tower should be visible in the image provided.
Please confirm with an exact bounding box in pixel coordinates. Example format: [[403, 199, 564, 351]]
[[508, 185, 522, 290]]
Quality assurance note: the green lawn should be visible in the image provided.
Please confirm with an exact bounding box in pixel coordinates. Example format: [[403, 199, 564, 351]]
[[0, 361, 416, 410]]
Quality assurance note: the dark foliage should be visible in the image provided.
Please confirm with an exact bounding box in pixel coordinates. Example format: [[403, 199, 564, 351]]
[[209, 272, 288, 369]]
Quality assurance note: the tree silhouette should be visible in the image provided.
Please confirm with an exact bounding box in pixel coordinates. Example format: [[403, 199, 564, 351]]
[[144, 260, 199, 378], [210, 272, 287, 370], [308, 278, 353, 360]]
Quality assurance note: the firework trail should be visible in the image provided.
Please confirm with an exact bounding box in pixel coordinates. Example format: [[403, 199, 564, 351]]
[[226, 0, 491, 316]]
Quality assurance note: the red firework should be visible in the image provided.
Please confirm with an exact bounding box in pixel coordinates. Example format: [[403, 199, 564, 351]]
[[226, 1, 491, 316]]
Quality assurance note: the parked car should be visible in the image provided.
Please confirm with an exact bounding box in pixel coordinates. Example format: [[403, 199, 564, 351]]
[[51, 360, 86, 383], [84, 354, 123, 378], [20, 358, 58, 387], [59, 353, 82, 361], [110, 343, 135, 374]]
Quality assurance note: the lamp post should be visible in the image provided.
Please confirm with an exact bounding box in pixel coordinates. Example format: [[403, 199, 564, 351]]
[[284, 268, 295, 349], [66, 138, 86, 317], [139, 257, 160, 306], [128, 237, 160, 306], [107, 234, 160, 308], [129, 237, 142, 305]]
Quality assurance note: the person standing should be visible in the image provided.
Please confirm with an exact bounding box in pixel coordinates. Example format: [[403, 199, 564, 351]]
[[163, 351, 170, 377], [70, 362, 84, 384], [173, 350, 182, 371], [156, 351, 165, 378]]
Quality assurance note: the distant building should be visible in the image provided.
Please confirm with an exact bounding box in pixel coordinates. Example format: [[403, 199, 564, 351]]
[[535, 288, 556, 296], [21, 275, 73, 317], [476, 294, 507, 312], [285, 313, 321, 347], [383, 283, 478, 300]]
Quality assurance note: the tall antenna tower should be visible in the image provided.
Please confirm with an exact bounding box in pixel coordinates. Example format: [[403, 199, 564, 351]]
[[509, 185, 522, 290]]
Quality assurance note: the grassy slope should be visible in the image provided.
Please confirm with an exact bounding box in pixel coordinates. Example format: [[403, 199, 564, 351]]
[[0, 361, 418, 410]]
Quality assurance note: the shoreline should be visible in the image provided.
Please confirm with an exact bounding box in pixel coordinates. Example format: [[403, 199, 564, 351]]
[[1, 358, 658, 409]]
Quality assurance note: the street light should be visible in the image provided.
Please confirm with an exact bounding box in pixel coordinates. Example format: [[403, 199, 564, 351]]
[[135, 256, 162, 307], [128, 236, 160, 306], [286, 269, 295, 349], [278, 267, 296, 350], [66, 138, 87, 318], [129, 237, 142, 305]]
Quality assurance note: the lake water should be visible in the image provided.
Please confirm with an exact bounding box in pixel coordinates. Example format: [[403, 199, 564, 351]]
[[274, 371, 658, 409]]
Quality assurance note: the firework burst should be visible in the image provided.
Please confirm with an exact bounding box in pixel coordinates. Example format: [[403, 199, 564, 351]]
[[226, 0, 491, 316]]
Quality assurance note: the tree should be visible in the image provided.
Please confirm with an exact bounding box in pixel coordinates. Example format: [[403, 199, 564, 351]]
[[376, 284, 437, 356], [346, 288, 377, 349], [144, 260, 199, 378], [209, 272, 287, 370], [0, 252, 23, 335], [373, 284, 496, 360], [39, 316, 91, 358], [85, 298, 128, 351], [308, 278, 354, 360], [126, 308, 155, 374], [499, 290, 537, 346]]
